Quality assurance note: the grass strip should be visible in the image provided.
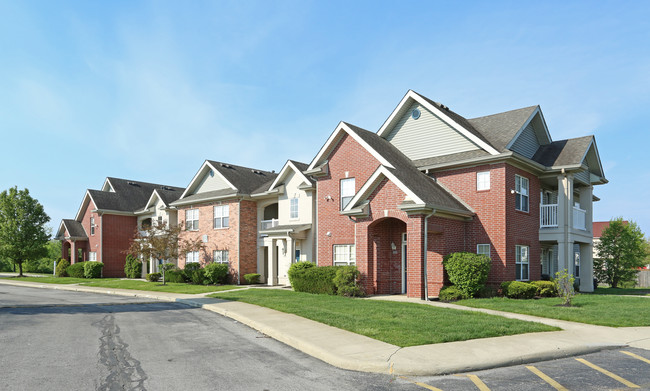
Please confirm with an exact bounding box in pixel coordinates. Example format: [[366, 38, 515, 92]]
[[1, 276, 111, 284], [210, 289, 558, 347], [455, 295, 650, 327], [594, 287, 650, 296]]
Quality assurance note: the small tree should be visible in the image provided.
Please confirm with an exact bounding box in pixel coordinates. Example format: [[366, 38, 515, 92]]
[[554, 269, 575, 306], [0, 187, 51, 277], [127, 221, 204, 285], [595, 218, 648, 288]]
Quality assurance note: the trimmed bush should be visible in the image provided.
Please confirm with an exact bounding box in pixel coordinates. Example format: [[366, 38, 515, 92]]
[[530, 280, 557, 297], [183, 262, 204, 284], [333, 266, 364, 297], [244, 273, 260, 284], [124, 254, 142, 279], [476, 285, 499, 298], [66, 262, 86, 278], [55, 258, 69, 277], [204, 263, 229, 284], [288, 261, 316, 287], [146, 273, 161, 282], [502, 281, 537, 299], [83, 261, 103, 278], [438, 285, 468, 301], [291, 265, 337, 295], [164, 269, 185, 283], [443, 252, 491, 298]]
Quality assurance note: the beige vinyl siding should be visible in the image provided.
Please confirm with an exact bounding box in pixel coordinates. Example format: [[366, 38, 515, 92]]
[[510, 123, 540, 159], [385, 102, 480, 161], [192, 170, 231, 195]]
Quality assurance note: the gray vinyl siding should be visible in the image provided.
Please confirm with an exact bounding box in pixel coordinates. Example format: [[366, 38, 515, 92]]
[[510, 123, 540, 159], [385, 102, 480, 161], [574, 170, 590, 185], [541, 245, 559, 277], [192, 171, 231, 195]]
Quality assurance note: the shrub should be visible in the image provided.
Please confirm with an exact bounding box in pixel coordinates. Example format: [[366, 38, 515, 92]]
[[288, 261, 316, 287], [476, 285, 499, 298], [443, 252, 492, 298], [124, 255, 142, 279], [530, 280, 557, 297], [502, 281, 537, 299], [83, 261, 103, 278], [291, 266, 338, 295], [55, 258, 70, 277], [66, 262, 86, 278], [146, 273, 161, 282], [500, 280, 513, 295], [244, 273, 260, 284], [24, 257, 55, 274], [183, 262, 204, 284], [164, 268, 185, 283], [333, 266, 364, 297], [438, 285, 468, 301], [554, 269, 575, 306], [204, 263, 229, 284]]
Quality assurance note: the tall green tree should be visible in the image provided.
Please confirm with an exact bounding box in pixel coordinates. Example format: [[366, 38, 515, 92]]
[[595, 218, 648, 288], [0, 187, 51, 277]]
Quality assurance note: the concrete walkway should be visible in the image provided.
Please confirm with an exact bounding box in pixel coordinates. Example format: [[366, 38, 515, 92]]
[[1, 278, 649, 376]]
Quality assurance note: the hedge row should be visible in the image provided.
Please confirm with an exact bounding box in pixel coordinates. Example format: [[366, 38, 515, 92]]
[[287, 262, 364, 297], [54, 260, 103, 279]]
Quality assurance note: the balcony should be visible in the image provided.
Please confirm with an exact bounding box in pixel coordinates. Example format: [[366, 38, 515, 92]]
[[261, 218, 279, 230], [539, 204, 587, 231]]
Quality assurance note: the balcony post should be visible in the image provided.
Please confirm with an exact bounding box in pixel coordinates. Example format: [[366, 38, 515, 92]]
[[557, 173, 574, 231], [579, 243, 594, 292], [579, 185, 593, 233]]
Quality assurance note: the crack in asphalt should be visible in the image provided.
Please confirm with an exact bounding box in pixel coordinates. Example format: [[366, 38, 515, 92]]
[[94, 313, 148, 391]]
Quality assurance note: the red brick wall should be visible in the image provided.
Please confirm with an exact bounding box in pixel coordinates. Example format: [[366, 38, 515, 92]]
[[101, 214, 137, 277], [80, 200, 101, 263]]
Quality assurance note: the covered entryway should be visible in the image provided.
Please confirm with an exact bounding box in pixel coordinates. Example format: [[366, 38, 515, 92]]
[[366, 217, 407, 295]]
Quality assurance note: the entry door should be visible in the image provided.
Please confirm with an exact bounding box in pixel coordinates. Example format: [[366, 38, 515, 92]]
[[401, 233, 407, 294]]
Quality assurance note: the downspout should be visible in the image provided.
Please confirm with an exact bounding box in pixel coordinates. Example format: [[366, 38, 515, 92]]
[[423, 209, 436, 300], [237, 198, 241, 285]]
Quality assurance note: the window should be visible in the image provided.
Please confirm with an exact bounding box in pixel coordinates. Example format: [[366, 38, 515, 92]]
[[333, 244, 355, 266], [477, 171, 490, 191], [477, 244, 490, 258], [90, 217, 95, 235], [213, 205, 229, 229], [574, 252, 581, 278], [340, 178, 355, 210], [290, 198, 299, 219], [89, 251, 97, 262], [515, 245, 529, 281], [141, 218, 152, 230], [186, 251, 200, 263], [157, 216, 163, 226], [214, 250, 229, 264], [515, 175, 529, 212], [186, 209, 199, 230]]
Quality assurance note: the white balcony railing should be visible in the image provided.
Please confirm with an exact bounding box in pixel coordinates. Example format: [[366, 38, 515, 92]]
[[573, 206, 586, 230], [540, 204, 558, 228], [261, 218, 279, 230]]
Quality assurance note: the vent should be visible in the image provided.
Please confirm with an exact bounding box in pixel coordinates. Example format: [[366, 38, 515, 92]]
[[127, 181, 140, 187], [251, 169, 264, 175], [220, 163, 232, 169]]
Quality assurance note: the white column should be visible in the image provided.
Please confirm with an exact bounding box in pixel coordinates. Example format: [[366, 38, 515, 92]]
[[579, 185, 593, 233], [268, 239, 278, 286], [579, 243, 594, 292], [557, 239, 575, 274], [557, 174, 574, 231]]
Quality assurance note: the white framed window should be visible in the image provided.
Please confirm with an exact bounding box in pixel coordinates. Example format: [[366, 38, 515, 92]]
[[90, 217, 95, 235], [574, 252, 580, 278], [477, 171, 490, 191], [290, 198, 299, 219], [333, 244, 356, 266], [186, 251, 200, 263], [89, 251, 97, 262], [157, 215, 163, 226], [515, 245, 529, 281], [186, 209, 199, 230], [515, 175, 529, 212], [213, 205, 229, 229], [214, 250, 229, 264], [477, 244, 490, 258], [340, 178, 355, 210]]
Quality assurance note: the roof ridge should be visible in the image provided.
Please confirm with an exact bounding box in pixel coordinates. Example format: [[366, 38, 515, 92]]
[[207, 160, 274, 174], [468, 105, 538, 121]]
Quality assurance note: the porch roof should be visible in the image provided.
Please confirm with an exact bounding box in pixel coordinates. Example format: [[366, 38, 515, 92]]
[[57, 219, 88, 241], [259, 224, 311, 236]]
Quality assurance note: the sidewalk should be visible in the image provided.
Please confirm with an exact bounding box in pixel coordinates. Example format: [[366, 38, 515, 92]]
[[1, 278, 648, 376]]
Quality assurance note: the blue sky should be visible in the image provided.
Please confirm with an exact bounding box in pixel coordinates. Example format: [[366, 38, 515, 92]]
[[1, 1, 649, 236]]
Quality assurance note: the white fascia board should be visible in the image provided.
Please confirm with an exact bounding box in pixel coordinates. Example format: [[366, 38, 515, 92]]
[[74, 191, 94, 221], [307, 122, 394, 171], [269, 160, 311, 191], [505, 106, 551, 150], [378, 90, 500, 155], [144, 190, 164, 209], [178, 160, 237, 200], [101, 178, 114, 192], [343, 166, 424, 212], [584, 138, 605, 178], [56, 221, 67, 238]]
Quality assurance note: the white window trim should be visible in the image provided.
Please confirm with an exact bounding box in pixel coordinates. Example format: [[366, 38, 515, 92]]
[[186, 251, 200, 264], [477, 171, 490, 191], [90, 217, 95, 236], [89, 251, 97, 262], [515, 174, 529, 212], [515, 245, 529, 281], [213, 205, 230, 229], [333, 244, 356, 266], [290, 197, 299, 220], [340, 178, 355, 210], [186, 209, 199, 231], [213, 250, 229, 264], [477, 244, 490, 258]]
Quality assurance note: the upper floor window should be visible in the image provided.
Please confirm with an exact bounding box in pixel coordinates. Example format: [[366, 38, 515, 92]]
[[340, 178, 355, 210], [290, 198, 299, 219], [477, 171, 490, 191], [214, 205, 229, 229], [186, 209, 199, 231], [333, 244, 356, 266], [515, 175, 529, 212], [90, 217, 95, 236], [477, 244, 490, 258], [515, 245, 529, 281], [214, 250, 229, 264]]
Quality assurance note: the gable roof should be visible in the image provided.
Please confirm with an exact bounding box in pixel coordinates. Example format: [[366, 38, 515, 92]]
[[467, 105, 541, 152], [267, 160, 313, 191], [593, 220, 628, 238], [56, 219, 88, 240], [532, 136, 594, 167]]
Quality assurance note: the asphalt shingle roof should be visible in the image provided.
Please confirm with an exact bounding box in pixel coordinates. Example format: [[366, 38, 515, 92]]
[[467, 106, 538, 152], [206, 160, 277, 195], [92, 178, 183, 212], [531, 136, 593, 167], [62, 219, 87, 238]]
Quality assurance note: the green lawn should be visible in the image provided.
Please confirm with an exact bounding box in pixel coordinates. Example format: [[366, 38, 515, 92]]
[[455, 295, 650, 327], [1, 276, 244, 294], [594, 287, 650, 296], [209, 289, 558, 347]]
